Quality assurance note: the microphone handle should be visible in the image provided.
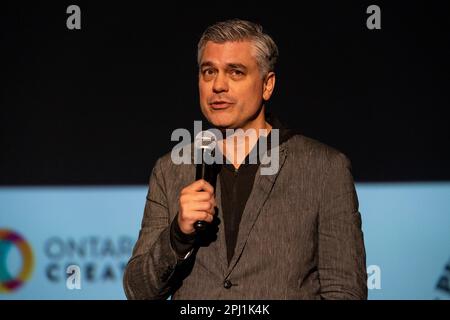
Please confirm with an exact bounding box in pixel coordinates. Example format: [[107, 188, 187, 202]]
[[194, 161, 208, 231], [194, 220, 207, 231]]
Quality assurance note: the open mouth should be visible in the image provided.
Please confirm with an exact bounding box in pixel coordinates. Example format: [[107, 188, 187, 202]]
[[210, 101, 234, 110]]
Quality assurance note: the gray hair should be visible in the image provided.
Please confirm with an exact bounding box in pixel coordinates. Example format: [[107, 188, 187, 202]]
[[197, 19, 279, 76]]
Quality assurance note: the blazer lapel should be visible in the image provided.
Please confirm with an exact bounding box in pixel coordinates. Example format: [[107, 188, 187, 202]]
[[213, 176, 231, 277], [187, 144, 228, 277], [225, 143, 289, 277]]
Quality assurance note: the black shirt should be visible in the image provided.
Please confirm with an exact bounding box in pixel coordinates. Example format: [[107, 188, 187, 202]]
[[220, 140, 262, 264]]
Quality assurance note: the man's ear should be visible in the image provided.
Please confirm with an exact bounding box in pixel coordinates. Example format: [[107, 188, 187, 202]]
[[262, 72, 276, 101]]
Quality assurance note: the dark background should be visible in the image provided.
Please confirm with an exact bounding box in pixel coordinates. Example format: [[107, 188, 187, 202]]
[[2, 1, 449, 185]]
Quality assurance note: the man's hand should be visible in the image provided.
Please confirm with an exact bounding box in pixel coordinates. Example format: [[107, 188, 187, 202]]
[[178, 179, 216, 235]]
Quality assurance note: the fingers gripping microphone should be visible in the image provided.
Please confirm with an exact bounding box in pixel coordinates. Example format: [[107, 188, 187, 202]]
[[194, 130, 217, 231]]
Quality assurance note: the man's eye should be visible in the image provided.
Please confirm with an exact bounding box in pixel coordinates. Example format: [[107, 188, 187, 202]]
[[203, 69, 215, 75], [231, 70, 244, 76]]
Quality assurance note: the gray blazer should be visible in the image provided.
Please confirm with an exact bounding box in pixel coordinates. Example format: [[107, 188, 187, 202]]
[[123, 134, 367, 299]]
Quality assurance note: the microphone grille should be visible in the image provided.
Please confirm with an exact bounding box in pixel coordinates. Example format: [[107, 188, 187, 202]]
[[195, 130, 217, 151]]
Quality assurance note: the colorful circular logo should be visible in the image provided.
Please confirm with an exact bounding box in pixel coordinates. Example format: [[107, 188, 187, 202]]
[[0, 229, 34, 293]]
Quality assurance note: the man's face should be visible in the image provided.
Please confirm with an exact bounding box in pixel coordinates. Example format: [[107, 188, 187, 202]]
[[198, 40, 275, 130]]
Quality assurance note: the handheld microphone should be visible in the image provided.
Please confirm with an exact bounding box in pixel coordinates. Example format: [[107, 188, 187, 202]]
[[194, 130, 217, 231]]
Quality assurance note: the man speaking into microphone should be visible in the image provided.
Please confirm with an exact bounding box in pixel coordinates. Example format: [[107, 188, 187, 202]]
[[123, 19, 367, 300]]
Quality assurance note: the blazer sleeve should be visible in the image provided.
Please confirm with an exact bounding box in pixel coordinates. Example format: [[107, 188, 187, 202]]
[[123, 158, 189, 300], [318, 152, 368, 299]]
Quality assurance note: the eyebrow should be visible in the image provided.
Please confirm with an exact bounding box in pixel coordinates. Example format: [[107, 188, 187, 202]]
[[227, 63, 247, 71], [200, 61, 215, 69]]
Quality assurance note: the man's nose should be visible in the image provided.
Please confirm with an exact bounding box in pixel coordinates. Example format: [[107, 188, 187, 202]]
[[212, 72, 228, 93]]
